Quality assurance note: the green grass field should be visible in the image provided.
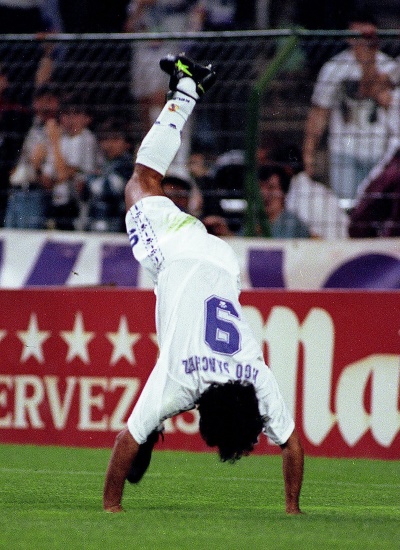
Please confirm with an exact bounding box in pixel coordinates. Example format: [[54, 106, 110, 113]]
[[0, 444, 399, 550]]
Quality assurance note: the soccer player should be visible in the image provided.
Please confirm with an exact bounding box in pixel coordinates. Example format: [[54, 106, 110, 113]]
[[103, 54, 304, 514]]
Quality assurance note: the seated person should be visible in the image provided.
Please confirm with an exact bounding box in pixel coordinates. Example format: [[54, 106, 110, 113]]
[[286, 172, 349, 240], [84, 121, 132, 232], [0, 64, 31, 226], [37, 98, 101, 230], [258, 164, 311, 239], [349, 86, 400, 237], [270, 143, 349, 239], [349, 150, 400, 237], [5, 84, 60, 229]]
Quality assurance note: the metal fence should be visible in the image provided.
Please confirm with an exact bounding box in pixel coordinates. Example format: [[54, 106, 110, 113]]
[[1, 30, 400, 237]]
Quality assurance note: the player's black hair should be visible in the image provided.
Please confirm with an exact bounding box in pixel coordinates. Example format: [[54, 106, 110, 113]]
[[197, 380, 264, 463]]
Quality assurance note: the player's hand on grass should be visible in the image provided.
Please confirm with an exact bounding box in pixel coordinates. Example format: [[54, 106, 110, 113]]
[[104, 504, 125, 513], [286, 507, 303, 515]]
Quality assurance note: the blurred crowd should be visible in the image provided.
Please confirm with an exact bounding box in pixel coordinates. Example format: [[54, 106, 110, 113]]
[[0, 1, 400, 238]]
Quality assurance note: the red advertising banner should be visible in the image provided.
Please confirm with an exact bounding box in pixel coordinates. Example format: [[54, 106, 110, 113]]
[[0, 289, 399, 459]]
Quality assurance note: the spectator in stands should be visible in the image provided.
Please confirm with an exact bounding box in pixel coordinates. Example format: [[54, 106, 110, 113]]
[[286, 171, 349, 239], [84, 121, 133, 232], [349, 153, 400, 237], [0, 65, 31, 226], [0, 2, 56, 105], [273, 143, 349, 239], [349, 83, 400, 237], [258, 164, 311, 238], [124, 0, 203, 177], [302, 9, 397, 208], [125, 0, 203, 131], [4, 85, 60, 229], [33, 18, 133, 127], [37, 98, 101, 230], [198, 0, 237, 31]]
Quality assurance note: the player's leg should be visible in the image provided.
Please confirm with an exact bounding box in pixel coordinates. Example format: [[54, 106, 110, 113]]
[[125, 53, 216, 210]]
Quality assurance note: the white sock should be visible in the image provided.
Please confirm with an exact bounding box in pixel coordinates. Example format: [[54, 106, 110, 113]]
[[136, 78, 198, 176], [175, 76, 199, 101]]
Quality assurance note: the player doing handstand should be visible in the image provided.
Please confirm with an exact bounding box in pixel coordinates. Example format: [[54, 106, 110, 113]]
[[103, 54, 304, 514]]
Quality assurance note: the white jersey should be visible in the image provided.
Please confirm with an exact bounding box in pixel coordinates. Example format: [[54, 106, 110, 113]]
[[125, 196, 294, 446]]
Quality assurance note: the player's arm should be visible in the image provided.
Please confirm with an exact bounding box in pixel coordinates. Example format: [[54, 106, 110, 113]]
[[356, 50, 395, 104], [302, 105, 330, 178], [280, 428, 304, 514], [45, 118, 78, 182], [359, 65, 393, 102], [103, 427, 140, 512]]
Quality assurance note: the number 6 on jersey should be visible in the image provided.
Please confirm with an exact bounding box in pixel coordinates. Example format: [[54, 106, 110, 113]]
[[204, 296, 241, 355]]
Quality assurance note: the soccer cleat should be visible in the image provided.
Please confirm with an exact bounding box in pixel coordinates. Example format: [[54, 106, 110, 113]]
[[126, 429, 163, 484], [159, 53, 216, 99]]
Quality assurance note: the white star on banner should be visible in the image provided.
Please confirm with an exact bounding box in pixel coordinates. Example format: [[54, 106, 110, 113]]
[[17, 314, 50, 363], [61, 312, 95, 363], [107, 316, 141, 365]]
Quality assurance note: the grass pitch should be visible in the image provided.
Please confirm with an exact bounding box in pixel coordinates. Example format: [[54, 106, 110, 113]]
[[0, 444, 399, 550]]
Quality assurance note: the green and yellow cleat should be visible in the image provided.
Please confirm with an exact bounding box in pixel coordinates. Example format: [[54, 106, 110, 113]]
[[160, 53, 216, 99]]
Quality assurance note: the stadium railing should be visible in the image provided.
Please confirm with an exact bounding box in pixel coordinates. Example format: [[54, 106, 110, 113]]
[[0, 30, 399, 236]]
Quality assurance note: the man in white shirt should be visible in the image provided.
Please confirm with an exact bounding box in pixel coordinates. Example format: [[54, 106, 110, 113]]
[[103, 53, 304, 515], [303, 10, 397, 206]]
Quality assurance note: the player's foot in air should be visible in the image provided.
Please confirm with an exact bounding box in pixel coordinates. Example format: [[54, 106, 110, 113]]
[[160, 53, 216, 99]]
